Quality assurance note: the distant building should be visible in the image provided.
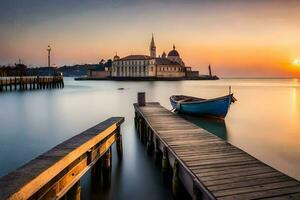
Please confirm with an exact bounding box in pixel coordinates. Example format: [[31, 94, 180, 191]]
[[87, 60, 112, 78], [111, 35, 197, 78]]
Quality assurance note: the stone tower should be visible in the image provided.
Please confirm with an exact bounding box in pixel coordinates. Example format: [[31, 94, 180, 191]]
[[150, 34, 156, 58]]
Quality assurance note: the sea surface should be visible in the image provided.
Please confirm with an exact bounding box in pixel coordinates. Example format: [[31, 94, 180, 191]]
[[0, 78, 299, 199]]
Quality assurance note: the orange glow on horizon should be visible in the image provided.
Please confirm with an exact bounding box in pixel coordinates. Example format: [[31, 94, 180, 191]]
[[1, 1, 300, 77]]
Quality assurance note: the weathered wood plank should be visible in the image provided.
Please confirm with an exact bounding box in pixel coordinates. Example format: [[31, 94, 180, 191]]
[[0, 117, 124, 200], [134, 102, 300, 200]]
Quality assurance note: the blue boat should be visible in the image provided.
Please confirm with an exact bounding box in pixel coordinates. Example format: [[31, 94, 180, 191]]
[[170, 94, 236, 118]]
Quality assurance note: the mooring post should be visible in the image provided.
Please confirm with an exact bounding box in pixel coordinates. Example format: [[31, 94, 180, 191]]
[[116, 126, 123, 160], [137, 92, 146, 106], [102, 147, 112, 186]]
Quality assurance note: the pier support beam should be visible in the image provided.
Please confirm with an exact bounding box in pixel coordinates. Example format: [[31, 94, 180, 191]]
[[139, 118, 144, 142], [146, 127, 154, 155], [162, 146, 169, 172], [0, 79, 2, 92], [192, 180, 202, 200], [102, 147, 112, 186], [172, 160, 180, 198], [116, 127, 123, 160], [65, 181, 81, 200], [154, 137, 162, 164]]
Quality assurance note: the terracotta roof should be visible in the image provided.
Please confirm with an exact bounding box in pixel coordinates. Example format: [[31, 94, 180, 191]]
[[155, 58, 181, 65], [119, 55, 151, 61]]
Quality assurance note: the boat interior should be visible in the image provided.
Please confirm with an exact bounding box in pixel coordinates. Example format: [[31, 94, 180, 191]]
[[171, 95, 206, 103]]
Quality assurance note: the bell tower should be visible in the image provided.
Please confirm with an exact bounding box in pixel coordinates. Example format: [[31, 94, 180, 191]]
[[150, 34, 156, 58]]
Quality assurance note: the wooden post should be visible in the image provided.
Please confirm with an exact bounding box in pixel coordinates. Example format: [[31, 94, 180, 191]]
[[0, 79, 2, 92], [154, 137, 162, 164], [146, 127, 153, 155], [116, 127, 123, 160], [65, 181, 81, 200], [162, 146, 170, 184], [19, 78, 22, 90], [9, 78, 12, 91], [102, 148, 112, 186], [29, 78, 32, 90], [139, 118, 143, 142], [38, 77, 41, 89], [5, 78, 8, 91], [162, 146, 169, 172], [137, 92, 145, 106], [33, 78, 36, 89], [43, 77, 45, 89], [61, 77, 64, 88], [14, 77, 17, 90], [192, 180, 202, 200], [24, 77, 28, 90], [134, 112, 138, 128], [172, 160, 180, 197]]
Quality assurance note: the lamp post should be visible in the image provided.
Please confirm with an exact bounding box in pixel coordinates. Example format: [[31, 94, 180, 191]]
[[47, 45, 51, 76]]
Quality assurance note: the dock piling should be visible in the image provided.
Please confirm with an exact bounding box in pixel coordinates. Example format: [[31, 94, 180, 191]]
[[137, 92, 145, 106], [162, 146, 169, 172], [154, 137, 162, 164], [116, 127, 123, 160], [172, 160, 180, 197], [65, 181, 81, 200], [102, 147, 112, 186], [146, 128, 154, 155]]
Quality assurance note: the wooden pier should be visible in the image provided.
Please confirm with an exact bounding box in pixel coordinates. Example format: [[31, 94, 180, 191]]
[[0, 76, 64, 92], [134, 94, 300, 200], [0, 117, 124, 200]]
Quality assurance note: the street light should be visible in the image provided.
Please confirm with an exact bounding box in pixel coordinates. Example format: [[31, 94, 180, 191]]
[[47, 45, 51, 76]]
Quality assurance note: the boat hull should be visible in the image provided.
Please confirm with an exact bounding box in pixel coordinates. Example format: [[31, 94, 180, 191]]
[[170, 94, 233, 118]]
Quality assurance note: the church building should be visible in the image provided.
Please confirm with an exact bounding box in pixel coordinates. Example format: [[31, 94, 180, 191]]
[[111, 35, 190, 78]]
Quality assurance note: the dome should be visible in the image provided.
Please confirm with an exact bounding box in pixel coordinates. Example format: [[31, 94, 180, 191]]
[[168, 45, 180, 57], [113, 53, 120, 61]]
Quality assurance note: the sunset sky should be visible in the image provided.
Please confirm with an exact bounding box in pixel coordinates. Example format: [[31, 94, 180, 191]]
[[1, 0, 300, 77]]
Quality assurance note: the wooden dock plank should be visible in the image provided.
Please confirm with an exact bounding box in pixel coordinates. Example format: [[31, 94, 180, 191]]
[[0, 117, 124, 200], [134, 102, 300, 200]]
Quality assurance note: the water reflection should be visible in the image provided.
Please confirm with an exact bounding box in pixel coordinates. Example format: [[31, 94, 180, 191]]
[[180, 114, 228, 140]]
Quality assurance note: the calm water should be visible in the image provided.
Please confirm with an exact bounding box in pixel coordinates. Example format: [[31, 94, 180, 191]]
[[0, 78, 300, 199]]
